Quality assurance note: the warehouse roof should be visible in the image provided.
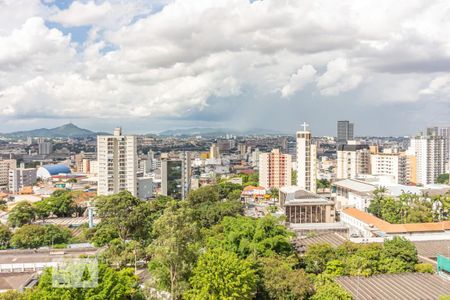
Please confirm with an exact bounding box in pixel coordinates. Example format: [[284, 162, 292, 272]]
[[335, 273, 450, 300]]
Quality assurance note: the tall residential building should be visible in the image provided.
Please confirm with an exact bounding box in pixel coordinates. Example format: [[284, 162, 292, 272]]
[[337, 120, 354, 145], [408, 133, 446, 185], [97, 127, 137, 196], [438, 126, 450, 171], [370, 152, 409, 184], [296, 123, 317, 192], [259, 149, 292, 189], [0, 159, 17, 188], [161, 152, 191, 200], [9, 167, 37, 193], [210, 143, 220, 159], [336, 144, 370, 179], [38, 142, 53, 155]]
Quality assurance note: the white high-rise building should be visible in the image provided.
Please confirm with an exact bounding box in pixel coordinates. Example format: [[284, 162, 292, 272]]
[[259, 149, 292, 189], [97, 127, 137, 196], [370, 152, 408, 184], [9, 167, 37, 193], [296, 123, 317, 192], [408, 133, 446, 185], [438, 127, 450, 172], [336, 144, 371, 179]]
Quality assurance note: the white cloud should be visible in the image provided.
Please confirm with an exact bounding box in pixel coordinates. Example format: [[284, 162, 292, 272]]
[[316, 58, 363, 96], [0, 0, 449, 122], [281, 65, 317, 97], [420, 75, 450, 95]]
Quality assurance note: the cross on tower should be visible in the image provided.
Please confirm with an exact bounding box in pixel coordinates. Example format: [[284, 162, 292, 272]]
[[300, 122, 309, 131]]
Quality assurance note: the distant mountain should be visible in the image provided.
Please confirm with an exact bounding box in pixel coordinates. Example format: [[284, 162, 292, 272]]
[[3, 123, 97, 138], [159, 127, 286, 137]]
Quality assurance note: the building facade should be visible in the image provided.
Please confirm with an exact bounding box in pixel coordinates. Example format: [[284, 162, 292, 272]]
[[97, 128, 137, 196], [296, 125, 317, 193], [161, 152, 191, 200], [336, 144, 371, 179], [409, 134, 446, 185], [0, 159, 16, 188], [259, 149, 292, 189], [337, 120, 354, 145], [9, 167, 37, 193], [370, 152, 409, 184]]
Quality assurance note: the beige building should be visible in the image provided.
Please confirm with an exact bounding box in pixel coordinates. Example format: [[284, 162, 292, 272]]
[[0, 159, 16, 188], [370, 151, 409, 184], [209, 143, 220, 160], [97, 128, 137, 196], [280, 186, 335, 224], [259, 149, 292, 189], [296, 124, 317, 192], [336, 144, 370, 179]]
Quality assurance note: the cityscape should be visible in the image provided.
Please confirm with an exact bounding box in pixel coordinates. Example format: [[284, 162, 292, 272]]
[[1, 1, 450, 300]]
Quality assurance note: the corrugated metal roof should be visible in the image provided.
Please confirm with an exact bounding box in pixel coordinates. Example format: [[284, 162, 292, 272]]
[[334, 179, 376, 192], [335, 273, 450, 300]]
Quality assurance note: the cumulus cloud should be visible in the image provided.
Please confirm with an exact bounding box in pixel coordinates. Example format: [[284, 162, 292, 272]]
[[316, 58, 363, 96], [281, 65, 317, 97], [0, 0, 449, 123]]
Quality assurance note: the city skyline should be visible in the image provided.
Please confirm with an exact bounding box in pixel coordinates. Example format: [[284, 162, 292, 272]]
[[0, 0, 449, 136]]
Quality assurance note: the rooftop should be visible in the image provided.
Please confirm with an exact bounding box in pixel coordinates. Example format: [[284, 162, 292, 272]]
[[335, 273, 450, 300], [342, 207, 450, 234], [333, 179, 376, 193]]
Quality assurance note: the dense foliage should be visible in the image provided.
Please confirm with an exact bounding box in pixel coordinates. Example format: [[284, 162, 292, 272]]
[[11, 224, 72, 248], [185, 248, 257, 300], [369, 188, 450, 223], [8, 201, 36, 227], [302, 238, 418, 277]]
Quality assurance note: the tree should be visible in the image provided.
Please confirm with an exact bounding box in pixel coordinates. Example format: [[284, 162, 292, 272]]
[[147, 202, 200, 299], [187, 186, 243, 228], [206, 215, 294, 259], [101, 239, 146, 269], [256, 255, 313, 300], [311, 282, 352, 300], [368, 187, 388, 218], [26, 264, 144, 300], [0, 224, 12, 249], [216, 182, 243, 200], [11, 224, 71, 248], [379, 237, 418, 273], [89, 222, 120, 247], [437, 173, 449, 184], [40, 190, 78, 217], [291, 170, 297, 186], [185, 248, 256, 300], [8, 201, 36, 227], [302, 243, 336, 274], [95, 191, 143, 241]]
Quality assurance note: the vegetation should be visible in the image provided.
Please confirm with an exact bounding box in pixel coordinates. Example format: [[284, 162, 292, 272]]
[[316, 179, 331, 193], [368, 188, 450, 223], [25, 264, 143, 300], [185, 248, 257, 300], [5, 182, 436, 299], [303, 238, 418, 277], [8, 201, 36, 227], [437, 173, 449, 184], [0, 224, 12, 249], [11, 224, 72, 248]]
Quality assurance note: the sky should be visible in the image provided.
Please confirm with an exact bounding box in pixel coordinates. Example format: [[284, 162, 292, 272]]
[[0, 0, 449, 136]]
